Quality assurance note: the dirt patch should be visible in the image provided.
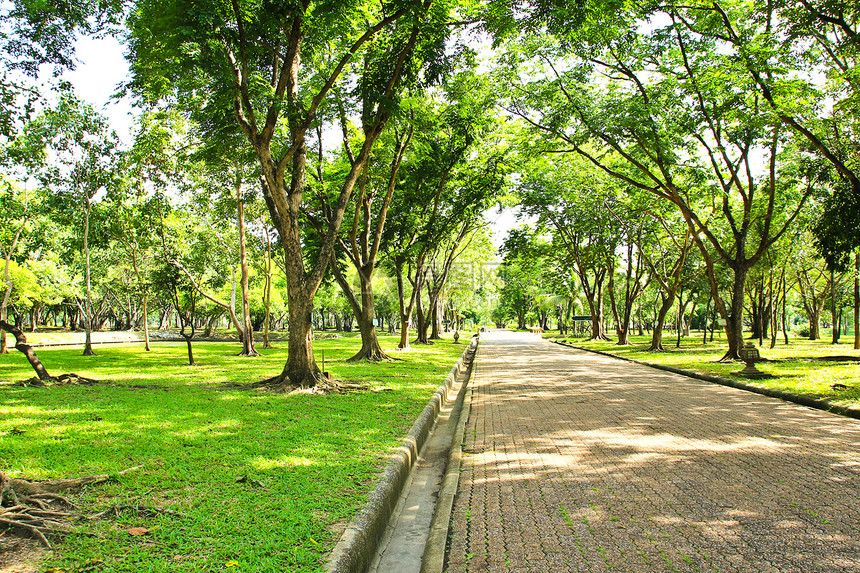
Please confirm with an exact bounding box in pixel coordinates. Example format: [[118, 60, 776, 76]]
[[0, 536, 46, 573]]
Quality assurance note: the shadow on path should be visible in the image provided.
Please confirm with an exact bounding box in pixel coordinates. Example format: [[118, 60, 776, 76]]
[[445, 330, 860, 573]]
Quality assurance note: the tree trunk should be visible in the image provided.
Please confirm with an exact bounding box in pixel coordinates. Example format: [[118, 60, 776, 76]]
[[237, 192, 260, 357], [703, 298, 711, 345], [809, 309, 821, 340], [332, 260, 390, 362], [586, 276, 609, 341], [831, 267, 840, 344], [0, 320, 51, 381], [273, 294, 320, 387], [0, 308, 7, 355], [82, 201, 96, 357], [262, 225, 273, 349], [429, 296, 442, 340], [648, 295, 675, 352], [722, 265, 748, 361], [855, 251, 859, 350]]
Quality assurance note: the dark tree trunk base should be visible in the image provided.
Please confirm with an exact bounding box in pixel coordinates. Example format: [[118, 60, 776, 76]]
[[347, 341, 392, 363], [718, 350, 741, 363], [243, 372, 369, 394]]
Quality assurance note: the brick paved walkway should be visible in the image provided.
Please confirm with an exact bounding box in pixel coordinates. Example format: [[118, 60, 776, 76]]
[[444, 331, 860, 573]]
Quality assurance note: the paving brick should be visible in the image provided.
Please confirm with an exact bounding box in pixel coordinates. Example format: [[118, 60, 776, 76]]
[[443, 331, 860, 572]]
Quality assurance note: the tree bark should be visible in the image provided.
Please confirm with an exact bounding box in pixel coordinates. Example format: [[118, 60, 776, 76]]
[[332, 260, 389, 362], [831, 266, 840, 344], [648, 294, 675, 352], [236, 182, 260, 357], [262, 223, 273, 349], [82, 200, 96, 357], [273, 293, 319, 387], [855, 251, 859, 350]]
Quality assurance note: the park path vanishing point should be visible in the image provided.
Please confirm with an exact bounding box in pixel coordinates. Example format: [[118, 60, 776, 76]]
[[444, 330, 860, 573]]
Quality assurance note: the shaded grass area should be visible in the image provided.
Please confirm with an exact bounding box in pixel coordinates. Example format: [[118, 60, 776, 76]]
[[0, 334, 467, 572], [548, 332, 860, 408]]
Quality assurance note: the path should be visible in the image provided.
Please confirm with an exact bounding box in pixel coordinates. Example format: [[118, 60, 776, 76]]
[[444, 331, 860, 572]]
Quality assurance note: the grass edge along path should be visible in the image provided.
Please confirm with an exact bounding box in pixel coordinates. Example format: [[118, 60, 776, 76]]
[[549, 333, 860, 416], [0, 334, 469, 573]]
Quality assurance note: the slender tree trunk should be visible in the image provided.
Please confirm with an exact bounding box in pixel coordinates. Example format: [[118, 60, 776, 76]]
[[429, 296, 442, 340], [831, 267, 840, 344], [781, 275, 789, 345], [415, 287, 431, 344], [855, 251, 859, 350], [237, 190, 259, 357], [769, 272, 779, 350], [82, 200, 96, 357], [724, 265, 749, 360], [263, 225, 273, 349], [0, 310, 7, 355], [333, 260, 389, 362]]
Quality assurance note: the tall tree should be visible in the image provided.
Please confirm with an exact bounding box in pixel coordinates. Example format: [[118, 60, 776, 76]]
[[494, 6, 814, 358], [30, 91, 119, 356], [128, 0, 452, 387]]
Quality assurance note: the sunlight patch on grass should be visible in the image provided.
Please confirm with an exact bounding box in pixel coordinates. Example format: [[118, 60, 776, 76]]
[[0, 334, 469, 572]]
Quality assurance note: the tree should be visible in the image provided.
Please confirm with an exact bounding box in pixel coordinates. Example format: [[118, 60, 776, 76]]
[[494, 6, 815, 359], [29, 91, 120, 356], [692, 1, 860, 270], [517, 157, 620, 340], [328, 108, 414, 361], [128, 0, 453, 387], [0, 183, 32, 353], [381, 97, 509, 347]]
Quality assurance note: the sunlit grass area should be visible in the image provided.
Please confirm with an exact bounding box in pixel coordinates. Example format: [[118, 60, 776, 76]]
[[0, 334, 467, 572], [549, 331, 860, 408]]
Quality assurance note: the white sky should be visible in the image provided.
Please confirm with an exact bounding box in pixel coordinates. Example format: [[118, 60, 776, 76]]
[[63, 33, 137, 145]]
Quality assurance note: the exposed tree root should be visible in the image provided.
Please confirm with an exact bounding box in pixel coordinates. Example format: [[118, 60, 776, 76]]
[[346, 346, 395, 363], [239, 374, 369, 394], [0, 466, 148, 549], [15, 373, 101, 388]]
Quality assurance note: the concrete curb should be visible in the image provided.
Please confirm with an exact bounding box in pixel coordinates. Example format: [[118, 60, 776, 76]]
[[325, 337, 479, 573], [420, 338, 478, 573], [553, 340, 860, 421]]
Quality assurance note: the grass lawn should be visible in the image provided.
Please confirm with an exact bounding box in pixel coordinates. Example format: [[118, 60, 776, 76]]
[[546, 331, 860, 408], [0, 333, 467, 572]]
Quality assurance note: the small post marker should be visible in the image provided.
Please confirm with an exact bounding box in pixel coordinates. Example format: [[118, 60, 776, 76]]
[[736, 343, 771, 379], [321, 349, 330, 380]]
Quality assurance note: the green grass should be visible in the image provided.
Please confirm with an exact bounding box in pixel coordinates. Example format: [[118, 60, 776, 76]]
[[0, 333, 467, 572], [548, 331, 860, 408]]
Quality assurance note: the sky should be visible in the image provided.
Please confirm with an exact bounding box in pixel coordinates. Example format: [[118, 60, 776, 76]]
[[62, 33, 137, 144]]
